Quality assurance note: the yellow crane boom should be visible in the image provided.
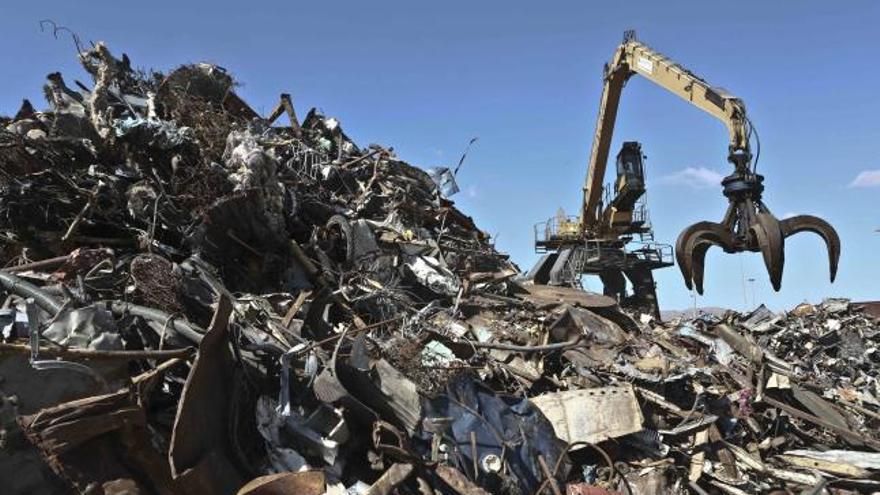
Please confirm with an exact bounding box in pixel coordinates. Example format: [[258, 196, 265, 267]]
[[582, 30, 751, 235]]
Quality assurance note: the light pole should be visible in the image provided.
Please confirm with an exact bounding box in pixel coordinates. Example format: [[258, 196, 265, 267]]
[[747, 278, 756, 308]]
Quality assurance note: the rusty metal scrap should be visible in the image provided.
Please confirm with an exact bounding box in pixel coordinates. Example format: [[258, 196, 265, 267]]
[[530, 385, 643, 445], [0, 43, 878, 495]]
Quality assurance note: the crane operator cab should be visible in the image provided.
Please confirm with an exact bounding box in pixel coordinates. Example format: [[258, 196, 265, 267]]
[[611, 141, 646, 211]]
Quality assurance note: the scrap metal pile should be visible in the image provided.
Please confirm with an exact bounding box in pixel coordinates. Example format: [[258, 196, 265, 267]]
[[0, 43, 878, 495]]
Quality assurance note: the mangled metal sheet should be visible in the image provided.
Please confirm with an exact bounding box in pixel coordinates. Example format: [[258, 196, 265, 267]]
[[169, 296, 246, 494], [739, 303, 781, 333], [783, 449, 880, 470], [530, 384, 643, 444], [236, 471, 326, 495]]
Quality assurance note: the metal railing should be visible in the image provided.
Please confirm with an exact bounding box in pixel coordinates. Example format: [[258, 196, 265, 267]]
[[534, 215, 580, 247], [632, 200, 647, 225], [581, 239, 673, 267], [602, 182, 649, 226], [627, 241, 674, 265]]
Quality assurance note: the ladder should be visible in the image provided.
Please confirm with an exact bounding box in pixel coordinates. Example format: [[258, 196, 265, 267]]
[[561, 247, 588, 289]]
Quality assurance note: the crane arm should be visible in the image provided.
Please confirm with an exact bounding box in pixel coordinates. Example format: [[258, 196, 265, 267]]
[[537, 31, 839, 296], [581, 34, 751, 234]]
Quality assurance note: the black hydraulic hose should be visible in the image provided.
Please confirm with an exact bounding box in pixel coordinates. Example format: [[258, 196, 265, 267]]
[[103, 301, 205, 344], [0, 273, 204, 344], [746, 116, 761, 173], [0, 272, 64, 315]]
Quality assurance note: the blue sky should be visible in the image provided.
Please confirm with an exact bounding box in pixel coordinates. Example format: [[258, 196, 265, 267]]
[[1, 1, 878, 311]]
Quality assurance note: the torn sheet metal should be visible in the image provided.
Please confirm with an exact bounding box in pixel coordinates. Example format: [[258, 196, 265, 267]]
[[420, 374, 569, 494], [777, 454, 870, 478], [426, 167, 460, 197], [549, 305, 629, 346], [19, 361, 179, 493], [821, 297, 851, 314], [530, 384, 643, 445], [677, 323, 735, 365], [372, 359, 422, 434], [255, 396, 310, 473], [519, 283, 617, 309], [783, 449, 880, 470], [169, 296, 246, 493], [236, 471, 326, 495], [739, 304, 781, 333], [406, 256, 462, 296]]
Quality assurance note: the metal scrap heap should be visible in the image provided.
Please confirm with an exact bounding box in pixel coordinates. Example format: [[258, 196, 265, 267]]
[[0, 44, 878, 495]]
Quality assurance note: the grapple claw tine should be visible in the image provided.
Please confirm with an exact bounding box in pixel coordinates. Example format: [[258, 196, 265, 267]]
[[671, 171, 840, 294], [689, 240, 715, 295], [750, 213, 785, 291], [780, 214, 841, 283], [676, 221, 735, 295], [675, 228, 695, 291]]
